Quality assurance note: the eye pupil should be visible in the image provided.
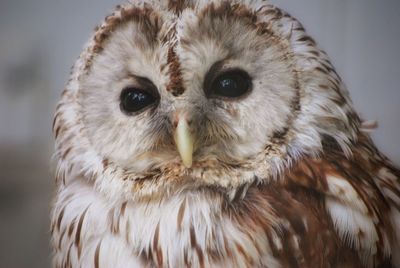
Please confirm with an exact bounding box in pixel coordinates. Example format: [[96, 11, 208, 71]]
[[220, 78, 235, 89], [210, 70, 252, 99], [120, 88, 157, 114]]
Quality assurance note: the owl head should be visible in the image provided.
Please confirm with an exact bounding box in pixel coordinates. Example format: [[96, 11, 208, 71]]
[[53, 0, 360, 201]]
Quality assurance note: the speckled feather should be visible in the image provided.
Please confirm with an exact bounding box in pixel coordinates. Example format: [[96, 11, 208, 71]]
[[51, 1, 400, 267]]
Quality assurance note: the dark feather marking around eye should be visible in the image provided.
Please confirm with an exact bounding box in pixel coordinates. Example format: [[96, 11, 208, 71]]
[[120, 77, 160, 115], [204, 62, 252, 100]]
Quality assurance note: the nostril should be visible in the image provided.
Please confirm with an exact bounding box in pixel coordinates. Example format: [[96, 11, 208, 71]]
[[172, 112, 191, 128], [172, 115, 179, 128]]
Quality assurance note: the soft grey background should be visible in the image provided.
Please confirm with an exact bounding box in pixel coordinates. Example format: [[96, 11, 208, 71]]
[[0, 1, 399, 267]]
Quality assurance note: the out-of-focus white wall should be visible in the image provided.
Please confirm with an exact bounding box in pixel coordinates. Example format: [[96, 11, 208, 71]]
[[0, 1, 399, 267]]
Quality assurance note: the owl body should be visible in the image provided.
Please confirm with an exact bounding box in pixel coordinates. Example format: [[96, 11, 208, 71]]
[[51, 1, 400, 267]]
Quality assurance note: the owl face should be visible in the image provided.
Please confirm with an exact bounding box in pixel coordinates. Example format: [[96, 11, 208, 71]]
[[56, 0, 358, 200], [81, 2, 295, 171]]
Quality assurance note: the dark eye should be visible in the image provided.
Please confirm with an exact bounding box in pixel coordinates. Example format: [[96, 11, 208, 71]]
[[120, 87, 158, 114], [209, 69, 252, 99]]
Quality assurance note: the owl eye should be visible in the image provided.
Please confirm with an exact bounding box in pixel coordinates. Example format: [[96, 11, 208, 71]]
[[208, 69, 252, 99], [120, 81, 159, 115]]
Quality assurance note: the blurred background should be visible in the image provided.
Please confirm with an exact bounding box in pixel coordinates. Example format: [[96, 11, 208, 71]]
[[0, 0, 399, 267]]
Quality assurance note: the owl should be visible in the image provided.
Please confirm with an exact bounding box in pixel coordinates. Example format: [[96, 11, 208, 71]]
[[50, 0, 400, 267]]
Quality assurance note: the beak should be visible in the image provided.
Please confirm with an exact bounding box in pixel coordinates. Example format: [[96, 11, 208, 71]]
[[173, 114, 194, 168]]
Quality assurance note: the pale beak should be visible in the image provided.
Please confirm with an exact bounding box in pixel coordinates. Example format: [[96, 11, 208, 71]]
[[174, 116, 194, 168]]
